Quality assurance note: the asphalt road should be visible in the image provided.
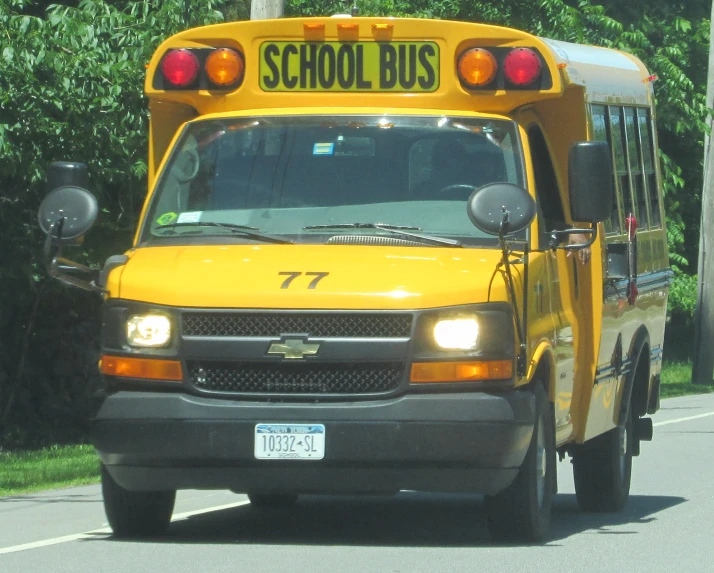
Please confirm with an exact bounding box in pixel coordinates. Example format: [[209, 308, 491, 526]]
[[2, 393, 714, 573]]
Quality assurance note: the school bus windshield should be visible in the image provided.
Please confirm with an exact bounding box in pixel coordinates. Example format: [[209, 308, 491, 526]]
[[142, 115, 524, 245]]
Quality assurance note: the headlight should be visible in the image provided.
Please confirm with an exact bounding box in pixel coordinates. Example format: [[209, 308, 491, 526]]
[[126, 314, 172, 347], [433, 317, 479, 350]]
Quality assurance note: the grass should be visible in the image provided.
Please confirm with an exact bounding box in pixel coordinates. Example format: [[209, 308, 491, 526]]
[[0, 444, 100, 497], [0, 361, 709, 497], [660, 360, 714, 399]]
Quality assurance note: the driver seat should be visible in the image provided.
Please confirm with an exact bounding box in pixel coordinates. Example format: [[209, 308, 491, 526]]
[[412, 138, 473, 200]]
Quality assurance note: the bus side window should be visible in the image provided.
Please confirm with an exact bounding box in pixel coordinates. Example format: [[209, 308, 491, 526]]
[[528, 124, 566, 242], [625, 107, 649, 230], [638, 109, 661, 228], [609, 107, 635, 230], [591, 105, 621, 234]]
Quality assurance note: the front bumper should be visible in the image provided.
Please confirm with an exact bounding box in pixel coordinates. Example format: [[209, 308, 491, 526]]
[[94, 390, 535, 495]]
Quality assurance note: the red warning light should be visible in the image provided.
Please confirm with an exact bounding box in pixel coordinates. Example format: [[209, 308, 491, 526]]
[[161, 49, 200, 88], [503, 48, 542, 86]]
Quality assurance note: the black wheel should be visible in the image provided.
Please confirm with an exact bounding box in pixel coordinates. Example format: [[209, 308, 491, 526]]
[[485, 383, 556, 542], [248, 493, 299, 508], [101, 465, 176, 538], [572, 400, 634, 512]]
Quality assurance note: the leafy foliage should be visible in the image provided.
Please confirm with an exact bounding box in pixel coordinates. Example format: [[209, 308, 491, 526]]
[[0, 0, 226, 446]]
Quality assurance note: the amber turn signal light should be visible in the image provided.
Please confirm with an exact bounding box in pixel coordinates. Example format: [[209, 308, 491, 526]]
[[410, 360, 513, 383], [205, 48, 244, 87], [101, 355, 183, 381]]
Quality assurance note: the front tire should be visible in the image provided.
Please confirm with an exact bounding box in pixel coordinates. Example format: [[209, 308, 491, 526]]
[[485, 383, 556, 542], [102, 465, 176, 538], [572, 401, 633, 512]]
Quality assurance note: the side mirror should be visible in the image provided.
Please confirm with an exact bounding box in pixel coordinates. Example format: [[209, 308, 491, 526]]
[[467, 183, 536, 237], [569, 141, 613, 223], [38, 162, 98, 245]]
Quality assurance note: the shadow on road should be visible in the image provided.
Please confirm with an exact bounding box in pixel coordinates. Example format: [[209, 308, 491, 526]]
[[88, 491, 685, 547]]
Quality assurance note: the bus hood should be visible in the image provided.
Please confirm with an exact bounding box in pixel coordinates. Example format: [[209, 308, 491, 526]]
[[115, 244, 507, 310]]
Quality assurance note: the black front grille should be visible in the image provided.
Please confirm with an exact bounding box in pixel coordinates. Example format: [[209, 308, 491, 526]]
[[188, 361, 404, 395], [182, 313, 412, 338]]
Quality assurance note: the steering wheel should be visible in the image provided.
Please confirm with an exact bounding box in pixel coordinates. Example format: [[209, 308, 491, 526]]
[[436, 183, 478, 201]]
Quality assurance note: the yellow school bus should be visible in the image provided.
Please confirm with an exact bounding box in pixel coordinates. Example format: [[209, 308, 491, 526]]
[[38, 15, 669, 541]]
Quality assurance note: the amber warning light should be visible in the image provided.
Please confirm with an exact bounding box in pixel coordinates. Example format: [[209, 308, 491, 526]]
[[205, 48, 245, 86], [458, 48, 498, 88]]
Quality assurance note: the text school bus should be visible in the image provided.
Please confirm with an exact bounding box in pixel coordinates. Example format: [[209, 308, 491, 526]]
[[39, 15, 670, 541]]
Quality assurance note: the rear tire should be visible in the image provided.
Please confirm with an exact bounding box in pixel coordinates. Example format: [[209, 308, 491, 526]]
[[572, 401, 633, 512], [248, 493, 298, 508], [485, 383, 556, 542], [101, 465, 175, 538]]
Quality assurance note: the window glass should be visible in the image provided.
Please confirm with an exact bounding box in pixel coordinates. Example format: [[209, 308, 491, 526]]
[[625, 108, 648, 230], [638, 109, 661, 228], [609, 107, 634, 226], [592, 105, 620, 234], [142, 115, 524, 245], [528, 125, 565, 242]]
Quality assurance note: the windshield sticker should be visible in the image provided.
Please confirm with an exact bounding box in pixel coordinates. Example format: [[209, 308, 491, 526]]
[[313, 142, 335, 155], [177, 211, 203, 224], [155, 212, 178, 226]]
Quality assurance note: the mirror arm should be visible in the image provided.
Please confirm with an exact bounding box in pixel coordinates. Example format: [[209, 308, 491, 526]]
[[48, 257, 104, 294], [43, 217, 64, 267], [551, 225, 598, 251], [498, 237, 528, 377], [43, 216, 104, 294]]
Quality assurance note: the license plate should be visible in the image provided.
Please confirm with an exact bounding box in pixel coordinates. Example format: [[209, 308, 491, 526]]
[[254, 424, 326, 460], [259, 41, 439, 92]]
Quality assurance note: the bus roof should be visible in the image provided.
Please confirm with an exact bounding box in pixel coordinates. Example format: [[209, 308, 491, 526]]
[[145, 17, 653, 116]]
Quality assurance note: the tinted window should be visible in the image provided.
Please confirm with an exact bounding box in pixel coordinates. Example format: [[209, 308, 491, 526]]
[[592, 105, 621, 234], [609, 107, 634, 226], [528, 125, 565, 239], [625, 108, 649, 230], [142, 115, 524, 245], [638, 109, 661, 228]]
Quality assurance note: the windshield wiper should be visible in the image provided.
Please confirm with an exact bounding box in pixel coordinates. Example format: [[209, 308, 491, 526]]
[[155, 222, 293, 244], [302, 223, 462, 247]]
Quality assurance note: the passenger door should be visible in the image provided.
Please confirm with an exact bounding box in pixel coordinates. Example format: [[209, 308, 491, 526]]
[[526, 122, 584, 443]]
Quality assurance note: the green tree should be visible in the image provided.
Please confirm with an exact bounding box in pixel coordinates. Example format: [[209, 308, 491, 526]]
[[0, 0, 226, 446]]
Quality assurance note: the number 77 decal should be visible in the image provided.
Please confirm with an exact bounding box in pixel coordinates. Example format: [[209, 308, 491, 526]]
[[279, 272, 330, 289]]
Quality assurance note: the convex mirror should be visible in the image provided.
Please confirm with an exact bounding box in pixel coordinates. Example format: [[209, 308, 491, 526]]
[[467, 183, 536, 236], [38, 162, 98, 244]]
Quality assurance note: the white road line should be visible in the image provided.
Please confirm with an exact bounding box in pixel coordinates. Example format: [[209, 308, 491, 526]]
[[0, 500, 250, 555], [654, 411, 714, 427]]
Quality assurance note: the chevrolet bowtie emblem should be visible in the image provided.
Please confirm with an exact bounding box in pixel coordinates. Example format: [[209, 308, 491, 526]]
[[267, 338, 321, 359]]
